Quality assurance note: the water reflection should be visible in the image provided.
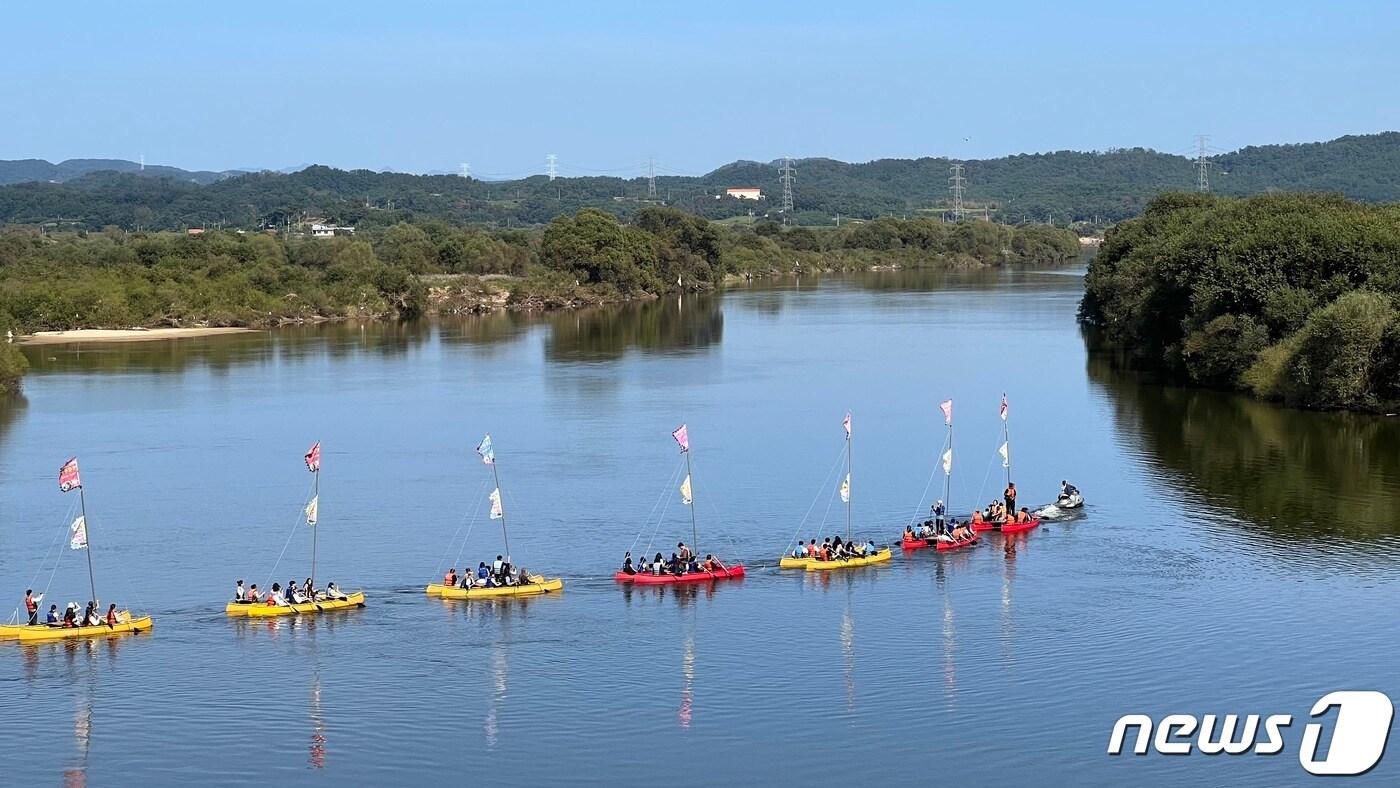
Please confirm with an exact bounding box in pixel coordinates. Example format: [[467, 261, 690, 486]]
[[486, 640, 507, 749], [1089, 353, 1400, 539], [544, 294, 723, 363], [678, 633, 694, 729], [308, 670, 326, 769]]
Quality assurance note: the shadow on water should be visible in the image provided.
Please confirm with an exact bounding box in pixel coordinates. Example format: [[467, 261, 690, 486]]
[[1088, 352, 1400, 540], [543, 293, 723, 363]]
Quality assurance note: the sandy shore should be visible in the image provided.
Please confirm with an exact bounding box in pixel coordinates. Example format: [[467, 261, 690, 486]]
[[19, 327, 257, 345]]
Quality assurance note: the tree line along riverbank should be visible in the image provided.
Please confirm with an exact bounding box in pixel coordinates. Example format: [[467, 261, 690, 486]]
[[1080, 192, 1400, 413], [0, 206, 1080, 393]]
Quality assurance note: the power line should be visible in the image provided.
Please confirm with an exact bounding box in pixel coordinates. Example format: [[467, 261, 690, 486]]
[[948, 163, 966, 221], [546, 153, 558, 181], [1195, 135, 1210, 192], [779, 156, 795, 222]]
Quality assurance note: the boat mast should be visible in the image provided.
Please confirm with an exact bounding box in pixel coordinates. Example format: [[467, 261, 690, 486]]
[[685, 448, 699, 556], [310, 465, 319, 594], [943, 421, 954, 522], [492, 460, 511, 560], [78, 486, 97, 607], [845, 416, 852, 543], [1002, 392, 1013, 487]]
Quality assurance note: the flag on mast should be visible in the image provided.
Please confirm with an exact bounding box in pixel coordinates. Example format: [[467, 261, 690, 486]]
[[941, 448, 953, 475], [940, 399, 953, 426], [59, 457, 82, 492], [998, 442, 1010, 468], [672, 424, 690, 453], [839, 473, 850, 503], [999, 394, 1009, 421], [489, 488, 504, 519], [842, 411, 852, 438], [476, 434, 495, 465], [679, 475, 692, 505], [304, 442, 321, 472], [69, 516, 87, 550], [304, 496, 319, 526]]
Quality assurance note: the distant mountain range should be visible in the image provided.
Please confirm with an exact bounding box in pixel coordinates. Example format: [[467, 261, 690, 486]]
[[2, 132, 1398, 229]]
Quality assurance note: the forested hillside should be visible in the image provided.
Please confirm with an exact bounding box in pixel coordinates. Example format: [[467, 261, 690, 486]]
[[4, 133, 1398, 230]]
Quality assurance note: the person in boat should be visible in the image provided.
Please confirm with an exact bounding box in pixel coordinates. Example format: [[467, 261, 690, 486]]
[[666, 553, 684, 575], [105, 604, 119, 627], [817, 539, 831, 561], [234, 580, 246, 603], [832, 535, 846, 558], [805, 539, 817, 557], [444, 568, 458, 587], [702, 554, 725, 572], [791, 543, 806, 558], [25, 589, 42, 625], [492, 555, 505, 581], [81, 602, 99, 627], [475, 562, 490, 586], [651, 553, 665, 575], [622, 552, 636, 575], [303, 578, 316, 601], [269, 583, 286, 606], [1016, 507, 1032, 524], [952, 519, 975, 541], [45, 604, 59, 625], [865, 539, 877, 555], [903, 525, 917, 543], [1004, 482, 1017, 516], [971, 509, 984, 527], [678, 542, 693, 563], [285, 578, 301, 604], [325, 582, 347, 601], [1060, 480, 1079, 498], [934, 500, 947, 531], [247, 584, 261, 603], [62, 604, 78, 628]]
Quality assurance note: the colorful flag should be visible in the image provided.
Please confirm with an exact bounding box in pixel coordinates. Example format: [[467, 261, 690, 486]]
[[59, 457, 82, 492], [842, 411, 852, 438], [304, 442, 321, 473], [489, 487, 504, 519], [679, 474, 692, 505], [941, 448, 953, 475], [839, 473, 850, 504], [476, 434, 495, 465], [672, 424, 689, 453], [940, 399, 953, 426], [998, 442, 1009, 468], [69, 516, 87, 550], [305, 495, 319, 526], [1000, 394, 1009, 421]]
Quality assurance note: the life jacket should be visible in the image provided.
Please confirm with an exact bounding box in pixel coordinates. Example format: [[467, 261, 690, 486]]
[[1005, 487, 1015, 499], [805, 543, 816, 556], [25, 595, 37, 613], [444, 572, 456, 585], [972, 511, 984, 523], [106, 610, 117, 626]]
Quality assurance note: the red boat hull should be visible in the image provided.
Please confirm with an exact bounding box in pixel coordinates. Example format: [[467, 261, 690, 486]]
[[972, 518, 1040, 533], [902, 536, 979, 551], [615, 565, 745, 584], [935, 537, 980, 551], [900, 538, 930, 550]]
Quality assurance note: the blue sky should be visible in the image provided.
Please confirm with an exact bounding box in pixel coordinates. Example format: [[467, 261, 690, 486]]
[[3, 1, 1397, 176]]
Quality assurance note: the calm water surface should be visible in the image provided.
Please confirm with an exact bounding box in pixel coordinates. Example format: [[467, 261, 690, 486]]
[[2, 269, 1397, 786]]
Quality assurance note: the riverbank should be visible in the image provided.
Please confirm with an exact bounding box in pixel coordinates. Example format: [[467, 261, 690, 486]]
[[20, 327, 257, 345]]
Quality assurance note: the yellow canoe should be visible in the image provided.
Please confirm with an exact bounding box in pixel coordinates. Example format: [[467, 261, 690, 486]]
[[803, 548, 893, 572], [779, 555, 815, 569], [9, 613, 152, 642], [225, 591, 365, 617], [426, 576, 563, 599]]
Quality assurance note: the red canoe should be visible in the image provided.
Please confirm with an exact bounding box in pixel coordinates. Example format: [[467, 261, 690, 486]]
[[615, 565, 746, 585], [972, 518, 1040, 533], [902, 536, 979, 551], [936, 536, 980, 551], [900, 537, 930, 550]]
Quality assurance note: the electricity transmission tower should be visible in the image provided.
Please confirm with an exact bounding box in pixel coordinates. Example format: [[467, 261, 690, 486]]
[[779, 157, 796, 222], [1195, 135, 1210, 192], [647, 157, 657, 200], [546, 153, 558, 181], [948, 163, 966, 221], [460, 162, 470, 178]]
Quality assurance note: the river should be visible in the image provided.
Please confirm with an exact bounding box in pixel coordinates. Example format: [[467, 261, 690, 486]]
[[2, 268, 1396, 786]]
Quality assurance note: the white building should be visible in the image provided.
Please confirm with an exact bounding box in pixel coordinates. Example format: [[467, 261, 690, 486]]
[[724, 187, 763, 200], [310, 223, 355, 238]]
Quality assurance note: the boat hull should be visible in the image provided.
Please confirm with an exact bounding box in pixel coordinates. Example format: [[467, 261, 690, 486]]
[[802, 548, 893, 571], [426, 577, 563, 599], [9, 614, 152, 642], [615, 565, 745, 584], [900, 537, 929, 550], [225, 591, 365, 617], [936, 537, 979, 551], [972, 518, 1041, 533]]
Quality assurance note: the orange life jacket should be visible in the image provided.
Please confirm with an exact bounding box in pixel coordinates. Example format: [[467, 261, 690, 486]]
[[106, 610, 117, 626], [805, 543, 816, 556], [444, 572, 456, 585], [972, 511, 984, 523], [25, 595, 37, 613]]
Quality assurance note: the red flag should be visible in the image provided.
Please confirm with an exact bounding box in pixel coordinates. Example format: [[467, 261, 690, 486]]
[[304, 442, 321, 472], [672, 424, 689, 453], [999, 394, 1008, 422], [58, 457, 82, 492]]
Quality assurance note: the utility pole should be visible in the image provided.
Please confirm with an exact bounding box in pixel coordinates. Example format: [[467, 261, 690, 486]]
[[647, 156, 657, 200], [546, 153, 558, 181], [1195, 135, 1210, 192], [139, 153, 145, 172], [948, 163, 966, 222], [779, 157, 795, 224]]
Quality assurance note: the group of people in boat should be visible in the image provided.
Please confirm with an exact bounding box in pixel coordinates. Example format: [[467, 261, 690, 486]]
[[24, 590, 125, 628], [970, 503, 1034, 526], [620, 542, 729, 576], [906, 500, 977, 543], [442, 556, 534, 589], [788, 535, 880, 561], [231, 578, 348, 607]]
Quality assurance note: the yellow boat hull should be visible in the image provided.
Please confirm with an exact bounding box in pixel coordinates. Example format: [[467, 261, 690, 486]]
[[426, 576, 563, 599], [225, 591, 365, 617], [803, 548, 893, 572], [779, 555, 815, 569], [9, 614, 152, 642]]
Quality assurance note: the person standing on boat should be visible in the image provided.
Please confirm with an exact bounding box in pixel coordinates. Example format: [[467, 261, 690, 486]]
[[678, 542, 693, 563], [24, 589, 41, 625], [1004, 483, 1017, 517], [934, 500, 946, 532]]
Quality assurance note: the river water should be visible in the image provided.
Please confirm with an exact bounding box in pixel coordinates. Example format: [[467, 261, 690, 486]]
[[2, 268, 1397, 786]]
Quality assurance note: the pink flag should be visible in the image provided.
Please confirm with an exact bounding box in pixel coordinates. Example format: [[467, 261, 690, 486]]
[[304, 441, 321, 472], [672, 424, 689, 453], [58, 457, 82, 492], [842, 411, 852, 438], [939, 399, 953, 426], [999, 394, 1009, 422]]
